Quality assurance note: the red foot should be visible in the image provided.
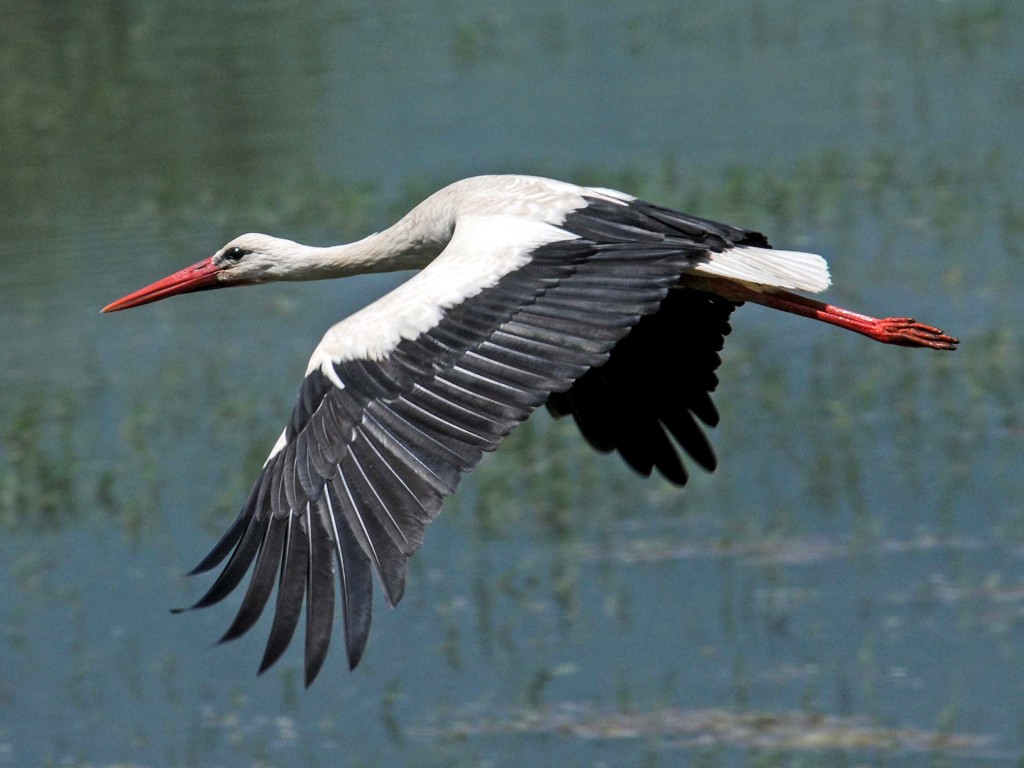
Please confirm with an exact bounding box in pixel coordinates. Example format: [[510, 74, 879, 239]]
[[864, 318, 959, 350]]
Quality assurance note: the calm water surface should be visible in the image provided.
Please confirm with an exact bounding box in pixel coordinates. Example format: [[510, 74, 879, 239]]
[[1, 1, 1022, 766]]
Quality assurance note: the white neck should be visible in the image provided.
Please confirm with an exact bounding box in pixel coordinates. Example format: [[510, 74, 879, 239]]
[[247, 214, 452, 283]]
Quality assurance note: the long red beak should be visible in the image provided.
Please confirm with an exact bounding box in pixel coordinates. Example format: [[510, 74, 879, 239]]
[[102, 257, 225, 313]]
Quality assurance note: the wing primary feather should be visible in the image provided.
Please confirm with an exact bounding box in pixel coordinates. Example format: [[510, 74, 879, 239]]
[[688, 391, 721, 427], [187, 504, 266, 610], [647, 425, 690, 484], [331, 468, 408, 607], [305, 498, 336, 686], [324, 483, 373, 669], [662, 410, 717, 471], [218, 513, 286, 643], [258, 512, 309, 675], [186, 470, 264, 575]]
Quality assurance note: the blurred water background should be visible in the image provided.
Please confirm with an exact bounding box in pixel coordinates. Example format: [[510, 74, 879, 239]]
[[1, 1, 1022, 766]]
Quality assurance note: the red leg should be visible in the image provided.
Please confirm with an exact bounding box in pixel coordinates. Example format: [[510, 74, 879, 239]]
[[678, 276, 959, 350]]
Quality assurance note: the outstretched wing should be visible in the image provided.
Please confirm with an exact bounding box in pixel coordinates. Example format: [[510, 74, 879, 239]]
[[181, 198, 754, 685], [547, 286, 737, 484]]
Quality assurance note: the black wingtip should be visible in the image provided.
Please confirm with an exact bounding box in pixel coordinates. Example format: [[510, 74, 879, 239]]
[[216, 625, 242, 646], [169, 595, 211, 615], [305, 655, 328, 688], [186, 561, 214, 577], [657, 455, 689, 486], [346, 641, 366, 671], [257, 641, 284, 676]]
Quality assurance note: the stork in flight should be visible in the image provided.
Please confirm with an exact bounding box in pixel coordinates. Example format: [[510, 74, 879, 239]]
[[103, 174, 958, 685]]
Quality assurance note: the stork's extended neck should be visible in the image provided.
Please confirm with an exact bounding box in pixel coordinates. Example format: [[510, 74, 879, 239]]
[[287, 220, 449, 281]]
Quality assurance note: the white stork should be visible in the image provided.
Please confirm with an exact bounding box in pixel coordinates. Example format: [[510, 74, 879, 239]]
[[103, 174, 958, 685]]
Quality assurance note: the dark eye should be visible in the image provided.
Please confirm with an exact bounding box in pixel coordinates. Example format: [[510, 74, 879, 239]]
[[223, 246, 250, 263]]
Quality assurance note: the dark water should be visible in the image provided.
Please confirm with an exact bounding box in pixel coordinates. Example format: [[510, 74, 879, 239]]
[[1, 1, 1022, 766]]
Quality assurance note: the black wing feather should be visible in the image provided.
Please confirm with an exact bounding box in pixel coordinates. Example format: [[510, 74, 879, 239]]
[[185, 471, 265, 577], [187, 504, 265, 610], [330, 465, 408, 606], [547, 286, 737, 481], [304, 496, 336, 686], [324, 481, 374, 669], [218, 513, 286, 643], [258, 511, 308, 675]]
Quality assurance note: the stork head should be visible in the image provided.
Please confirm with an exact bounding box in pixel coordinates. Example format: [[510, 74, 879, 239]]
[[102, 234, 305, 312]]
